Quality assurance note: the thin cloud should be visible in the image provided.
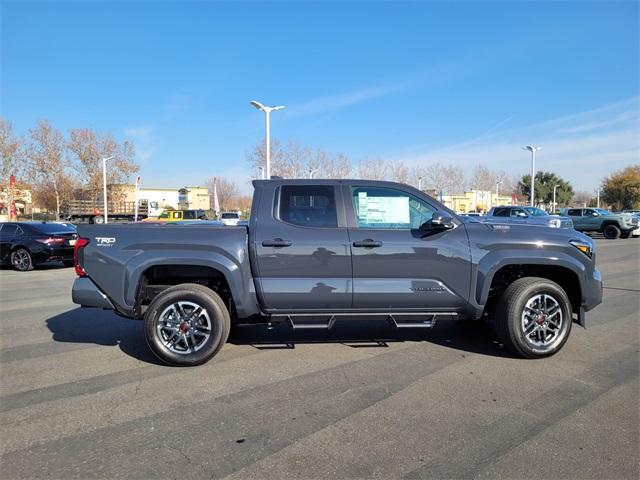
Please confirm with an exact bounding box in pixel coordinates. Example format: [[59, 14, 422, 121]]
[[288, 81, 409, 117], [394, 97, 640, 191], [124, 125, 154, 163]]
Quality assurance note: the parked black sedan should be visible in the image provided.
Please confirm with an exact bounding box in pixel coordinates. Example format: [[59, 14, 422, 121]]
[[0, 222, 78, 271]]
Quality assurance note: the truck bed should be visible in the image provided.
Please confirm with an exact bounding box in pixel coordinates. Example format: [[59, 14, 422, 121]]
[[76, 223, 255, 317]]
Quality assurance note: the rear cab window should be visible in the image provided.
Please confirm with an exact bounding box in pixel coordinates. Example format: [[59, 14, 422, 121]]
[[279, 185, 337, 228]]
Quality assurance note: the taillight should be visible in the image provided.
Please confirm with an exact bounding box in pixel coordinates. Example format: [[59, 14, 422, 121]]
[[35, 236, 66, 245], [74, 237, 90, 277]]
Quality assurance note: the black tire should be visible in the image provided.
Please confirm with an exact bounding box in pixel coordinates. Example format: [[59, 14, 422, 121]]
[[495, 277, 572, 359], [63, 260, 75, 267], [603, 224, 621, 239], [11, 248, 33, 272], [620, 230, 632, 239], [144, 283, 230, 366]]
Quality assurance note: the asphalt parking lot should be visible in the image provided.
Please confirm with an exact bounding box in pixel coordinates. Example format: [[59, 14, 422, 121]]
[[0, 238, 638, 479]]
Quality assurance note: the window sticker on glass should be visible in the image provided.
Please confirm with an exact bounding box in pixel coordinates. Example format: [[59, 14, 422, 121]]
[[358, 192, 410, 224]]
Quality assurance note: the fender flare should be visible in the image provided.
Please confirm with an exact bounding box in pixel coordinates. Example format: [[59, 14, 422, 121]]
[[475, 250, 587, 306]]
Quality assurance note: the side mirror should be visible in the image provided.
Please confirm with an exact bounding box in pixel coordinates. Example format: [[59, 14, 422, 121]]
[[420, 215, 455, 232]]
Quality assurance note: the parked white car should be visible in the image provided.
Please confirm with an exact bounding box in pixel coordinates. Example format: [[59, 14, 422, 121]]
[[219, 211, 240, 226]]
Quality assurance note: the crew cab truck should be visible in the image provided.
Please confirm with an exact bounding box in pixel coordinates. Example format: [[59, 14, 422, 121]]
[[72, 179, 603, 366], [563, 207, 639, 239]]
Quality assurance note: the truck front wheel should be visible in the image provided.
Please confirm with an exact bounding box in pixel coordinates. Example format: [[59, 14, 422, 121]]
[[144, 283, 230, 366], [495, 277, 572, 359], [603, 224, 621, 239]]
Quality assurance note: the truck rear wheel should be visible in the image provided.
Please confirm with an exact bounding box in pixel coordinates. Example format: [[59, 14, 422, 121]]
[[603, 224, 621, 239], [144, 283, 230, 366], [495, 277, 572, 359]]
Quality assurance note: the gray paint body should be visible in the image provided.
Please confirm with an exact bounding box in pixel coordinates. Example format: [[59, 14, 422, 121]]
[[73, 179, 602, 321]]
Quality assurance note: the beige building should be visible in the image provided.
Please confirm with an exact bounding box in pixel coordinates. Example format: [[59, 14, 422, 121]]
[[441, 190, 515, 214]]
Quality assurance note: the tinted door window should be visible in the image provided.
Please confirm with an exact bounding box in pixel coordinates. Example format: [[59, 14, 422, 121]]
[[492, 207, 510, 217], [0, 225, 19, 237], [351, 187, 435, 229], [567, 209, 582, 216], [279, 185, 337, 228], [510, 208, 527, 217]]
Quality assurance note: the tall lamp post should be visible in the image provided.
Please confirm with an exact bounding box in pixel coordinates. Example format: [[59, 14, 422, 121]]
[[596, 188, 601, 208], [250, 100, 285, 180], [257, 166, 265, 180], [552, 184, 559, 213], [418, 177, 423, 191], [308, 169, 318, 179], [522, 145, 540, 207], [102, 156, 115, 224]]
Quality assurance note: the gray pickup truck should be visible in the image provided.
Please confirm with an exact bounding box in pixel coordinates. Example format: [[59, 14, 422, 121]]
[[72, 179, 602, 366]]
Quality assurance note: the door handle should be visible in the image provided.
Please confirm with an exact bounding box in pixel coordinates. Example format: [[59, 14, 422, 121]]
[[262, 238, 292, 247], [352, 239, 383, 248]]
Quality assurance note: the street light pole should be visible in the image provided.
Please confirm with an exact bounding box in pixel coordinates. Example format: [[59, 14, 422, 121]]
[[250, 101, 285, 180], [102, 156, 115, 224], [596, 188, 600, 208], [258, 166, 265, 180], [523, 145, 540, 207], [309, 169, 317, 179], [553, 184, 559, 213], [418, 177, 423, 191]]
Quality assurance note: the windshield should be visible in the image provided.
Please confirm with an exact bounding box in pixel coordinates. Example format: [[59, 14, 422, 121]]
[[221, 213, 238, 219], [524, 207, 549, 217]]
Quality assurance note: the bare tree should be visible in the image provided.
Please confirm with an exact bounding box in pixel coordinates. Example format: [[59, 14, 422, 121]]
[[572, 191, 593, 207], [246, 139, 353, 180], [468, 164, 497, 191], [204, 177, 240, 212], [357, 158, 389, 180], [413, 163, 465, 195], [26, 120, 73, 218], [0, 118, 24, 196], [67, 128, 139, 198], [389, 161, 410, 184]]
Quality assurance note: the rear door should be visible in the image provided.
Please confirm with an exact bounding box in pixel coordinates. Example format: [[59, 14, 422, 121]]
[[0, 224, 19, 262], [253, 184, 352, 311], [346, 184, 471, 310]]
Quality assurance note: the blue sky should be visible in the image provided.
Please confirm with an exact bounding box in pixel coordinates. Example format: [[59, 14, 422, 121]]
[[2, 0, 638, 192]]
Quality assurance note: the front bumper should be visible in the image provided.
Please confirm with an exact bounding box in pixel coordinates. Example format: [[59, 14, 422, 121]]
[[72, 277, 115, 310]]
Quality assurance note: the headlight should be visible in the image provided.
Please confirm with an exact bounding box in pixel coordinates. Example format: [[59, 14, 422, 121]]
[[570, 240, 593, 258], [548, 218, 562, 228]]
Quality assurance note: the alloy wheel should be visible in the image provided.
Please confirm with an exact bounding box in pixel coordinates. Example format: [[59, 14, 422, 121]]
[[156, 301, 212, 354], [520, 293, 564, 350]]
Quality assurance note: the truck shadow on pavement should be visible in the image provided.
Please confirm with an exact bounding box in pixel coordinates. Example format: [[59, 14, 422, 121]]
[[45, 307, 165, 365], [46, 309, 510, 364], [228, 318, 510, 358]]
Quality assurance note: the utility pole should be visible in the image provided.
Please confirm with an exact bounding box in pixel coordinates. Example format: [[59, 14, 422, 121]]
[[553, 184, 559, 213]]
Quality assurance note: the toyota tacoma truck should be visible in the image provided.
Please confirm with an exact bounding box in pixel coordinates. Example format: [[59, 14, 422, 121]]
[[562, 207, 639, 239], [72, 179, 602, 366]]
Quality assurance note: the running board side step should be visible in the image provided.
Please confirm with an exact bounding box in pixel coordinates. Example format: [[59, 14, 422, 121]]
[[268, 312, 458, 330], [387, 314, 436, 328], [286, 315, 337, 330]]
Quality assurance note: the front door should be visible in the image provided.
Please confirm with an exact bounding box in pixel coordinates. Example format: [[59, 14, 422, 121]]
[[254, 184, 352, 311], [347, 185, 471, 310]]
